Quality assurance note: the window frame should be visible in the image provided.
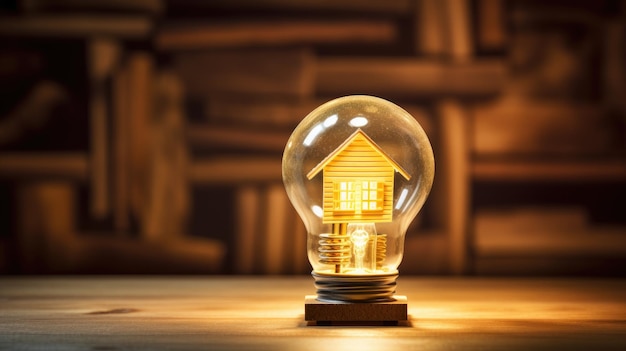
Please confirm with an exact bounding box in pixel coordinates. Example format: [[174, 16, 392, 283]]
[[332, 180, 384, 214]]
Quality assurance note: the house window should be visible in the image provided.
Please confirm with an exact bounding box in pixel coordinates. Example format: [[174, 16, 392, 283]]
[[334, 181, 355, 211], [361, 181, 383, 212], [333, 180, 384, 213]]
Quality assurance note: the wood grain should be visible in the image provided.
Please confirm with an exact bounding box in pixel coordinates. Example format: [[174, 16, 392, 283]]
[[316, 59, 505, 97], [0, 15, 152, 38], [112, 63, 130, 232], [438, 100, 470, 274], [0, 277, 624, 350], [156, 20, 397, 50], [472, 159, 626, 181], [415, 0, 447, 56], [127, 52, 154, 226], [172, 0, 413, 14], [0, 153, 88, 180], [174, 48, 314, 98], [445, 0, 473, 61], [189, 157, 282, 184], [187, 125, 290, 152]]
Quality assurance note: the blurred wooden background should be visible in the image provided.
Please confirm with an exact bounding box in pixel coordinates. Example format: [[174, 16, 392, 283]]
[[0, 0, 625, 275]]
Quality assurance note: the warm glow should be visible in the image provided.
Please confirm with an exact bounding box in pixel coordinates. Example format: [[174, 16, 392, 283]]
[[283, 95, 434, 302]]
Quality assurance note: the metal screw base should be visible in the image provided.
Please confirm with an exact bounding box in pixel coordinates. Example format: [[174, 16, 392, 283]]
[[311, 271, 399, 303]]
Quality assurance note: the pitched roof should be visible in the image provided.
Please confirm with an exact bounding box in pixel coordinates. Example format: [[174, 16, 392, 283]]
[[306, 129, 411, 180]]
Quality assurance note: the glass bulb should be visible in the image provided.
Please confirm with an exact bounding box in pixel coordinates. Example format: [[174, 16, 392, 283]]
[[282, 95, 434, 302]]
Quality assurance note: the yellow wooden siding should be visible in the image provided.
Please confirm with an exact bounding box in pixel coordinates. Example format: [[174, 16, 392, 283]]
[[321, 136, 395, 223], [307, 129, 411, 181]]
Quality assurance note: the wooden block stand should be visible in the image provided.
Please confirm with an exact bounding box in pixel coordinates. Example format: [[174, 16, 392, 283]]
[[304, 295, 407, 325]]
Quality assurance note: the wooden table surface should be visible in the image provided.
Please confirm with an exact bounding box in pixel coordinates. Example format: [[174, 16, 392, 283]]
[[1, 276, 625, 350]]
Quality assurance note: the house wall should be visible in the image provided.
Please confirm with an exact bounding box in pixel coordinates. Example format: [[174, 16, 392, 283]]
[[321, 135, 395, 223]]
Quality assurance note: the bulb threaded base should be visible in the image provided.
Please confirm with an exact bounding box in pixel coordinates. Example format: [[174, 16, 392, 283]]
[[311, 271, 398, 303]]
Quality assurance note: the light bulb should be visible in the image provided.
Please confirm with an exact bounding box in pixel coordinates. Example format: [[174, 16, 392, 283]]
[[282, 95, 434, 304]]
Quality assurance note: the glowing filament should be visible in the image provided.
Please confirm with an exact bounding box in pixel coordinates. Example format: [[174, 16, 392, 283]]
[[348, 223, 377, 273]]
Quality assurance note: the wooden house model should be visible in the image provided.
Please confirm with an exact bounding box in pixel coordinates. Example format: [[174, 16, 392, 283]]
[[306, 129, 411, 224]]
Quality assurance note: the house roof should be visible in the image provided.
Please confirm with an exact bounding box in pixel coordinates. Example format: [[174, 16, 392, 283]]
[[306, 129, 411, 180]]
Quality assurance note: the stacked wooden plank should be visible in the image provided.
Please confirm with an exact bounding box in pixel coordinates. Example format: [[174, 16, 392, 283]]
[[8, 0, 623, 276]]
